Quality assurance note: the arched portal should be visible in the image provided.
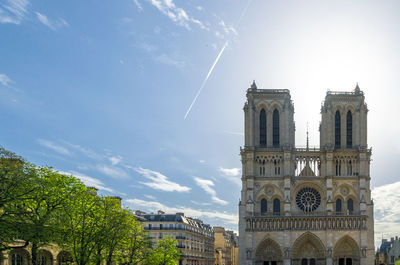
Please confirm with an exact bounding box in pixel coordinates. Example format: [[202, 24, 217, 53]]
[[57, 251, 73, 265], [9, 249, 30, 265], [333, 236, 360, 265], [37, 250, 53, 265], [255, 238, 283, 265], [291, 232, 326, 265]]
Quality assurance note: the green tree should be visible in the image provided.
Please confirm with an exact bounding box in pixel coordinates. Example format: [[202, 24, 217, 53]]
[[58, 185, 103, 265], [147, 236, 181, 265], [91, 197, 131, 265], [116, 214, 153, 265], [17, 168, 86, 265], [0, 148, 39, 252]]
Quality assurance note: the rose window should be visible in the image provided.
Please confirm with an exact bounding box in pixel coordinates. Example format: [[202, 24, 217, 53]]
[[296, 187, 321, 212]]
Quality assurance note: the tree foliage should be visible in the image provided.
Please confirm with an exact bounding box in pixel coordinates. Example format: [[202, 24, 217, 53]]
[[0, 147, 181, 265]]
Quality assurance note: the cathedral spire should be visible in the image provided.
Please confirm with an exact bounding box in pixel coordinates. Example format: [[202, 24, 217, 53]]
[[306, 122, 309, 151], [355, 82, 360, 94], [250, 80, 257, 90]]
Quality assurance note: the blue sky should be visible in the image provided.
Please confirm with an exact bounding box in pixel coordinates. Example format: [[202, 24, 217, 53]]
[[1, 0, 400, 244]]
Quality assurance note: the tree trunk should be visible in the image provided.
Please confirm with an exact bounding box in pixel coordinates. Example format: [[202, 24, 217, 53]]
[[96, 248, 102, 265], [31, 241, 38, 265]]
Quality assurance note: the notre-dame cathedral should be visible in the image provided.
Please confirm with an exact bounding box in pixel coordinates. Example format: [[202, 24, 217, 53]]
[[238, 82, 374, 265]]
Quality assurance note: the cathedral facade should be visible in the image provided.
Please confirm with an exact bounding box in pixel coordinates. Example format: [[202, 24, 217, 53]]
[[238, 83, 374, 265]]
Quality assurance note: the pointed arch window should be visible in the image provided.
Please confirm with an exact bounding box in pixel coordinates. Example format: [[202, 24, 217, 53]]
[[336, 198, 342, 213], [261, 198, 267, 215], [347, 198, 354, 214], [273, 198, 280, 214], [346, 111, 353, 148], [335, 110, 341, 148], [260, 109, 267, 146], [273, 109, 280, 147]]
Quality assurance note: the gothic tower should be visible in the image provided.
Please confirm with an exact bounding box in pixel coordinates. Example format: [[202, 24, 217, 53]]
[[238, 82, 374, 265]]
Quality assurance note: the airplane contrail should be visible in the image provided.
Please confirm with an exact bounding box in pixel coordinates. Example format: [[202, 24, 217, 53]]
[[183, 0, 253, 120]]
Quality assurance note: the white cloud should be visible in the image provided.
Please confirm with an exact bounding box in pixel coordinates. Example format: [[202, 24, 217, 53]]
[[0, 73, 12, 86], [62, 141, 102, 160], [146, 0, 207, 30], [144, 194, 156, 200], [97, 165, 129, 179], [135, 167, 191, 192], [154, 53, 185, 69], [36, 12, 68, 31], [373, 181, 400, 243], [58, 170, 115, 193], [126, 198, 238, 225], [219, 167, 241, 187], [194, 177, 228, 205], [37, 139, 71, 156], [219, 167, 240, 177], [199, 160, 205, 164], [0, 0, 29, 24], [109, 155, 122, 165], [133, 0, 143, 11], [190, 200, 211, 206]]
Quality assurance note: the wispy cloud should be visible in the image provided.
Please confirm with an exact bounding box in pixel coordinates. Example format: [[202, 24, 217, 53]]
[[219, 167, 241, 186], [109, 155, 123, 165], [146, 0, 207, 30], [223, 130, 244, 136], [0, 0, 29, 24], [373, 181, 400, 243], [62, 141, 102, 160], [194, 177, 228, 205], [58, 170, 115, 193], [191, 200, 211, 206], [97, 164, 129, 179], [133, 0, 143, 11], [154, 53, 185, 69], [135, 167, 191, 192], [144, 194, 156, 200], [37, 139, 71, 156], [126, 198, 238, 225], [0, 73, 12, 86], [36, 12, 68, 31], [137, 42, 185, 69]]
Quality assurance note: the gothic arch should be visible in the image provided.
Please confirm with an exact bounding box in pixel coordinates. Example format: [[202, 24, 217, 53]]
[[57, 251, 73, 265], [269, 101, 283, 113], [333, 235, 360, 265], [256, 102, 270, 113], [291, 232, 326, 265], [9, 249, 30, 265], [256, 184, 283, 200], [255, 237, 284, 265], [37, 250, 53, 265]]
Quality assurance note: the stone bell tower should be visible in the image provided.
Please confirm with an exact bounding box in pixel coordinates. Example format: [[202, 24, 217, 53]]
[[238, 82, 374, 265]]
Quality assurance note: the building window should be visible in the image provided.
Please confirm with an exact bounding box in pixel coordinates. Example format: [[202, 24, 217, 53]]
[[273, 109, 280, 147], [336, 199, 342, 213], [335, 160, 341, 176], [261, 199, 267, 215], [347, 199, 354, 214], [335, 110, 341, 148], [11, 253, 23, 265], [346, 111, 353, 148], [273, 198, 280, 214], [260, 109, 267, 146], [346, 258, 353, 265]]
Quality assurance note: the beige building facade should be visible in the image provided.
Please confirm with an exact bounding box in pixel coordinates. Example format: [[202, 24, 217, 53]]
[[139, 211, 215, 265], [213, 227, 238, 265], [238, 83, 374, 265]]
